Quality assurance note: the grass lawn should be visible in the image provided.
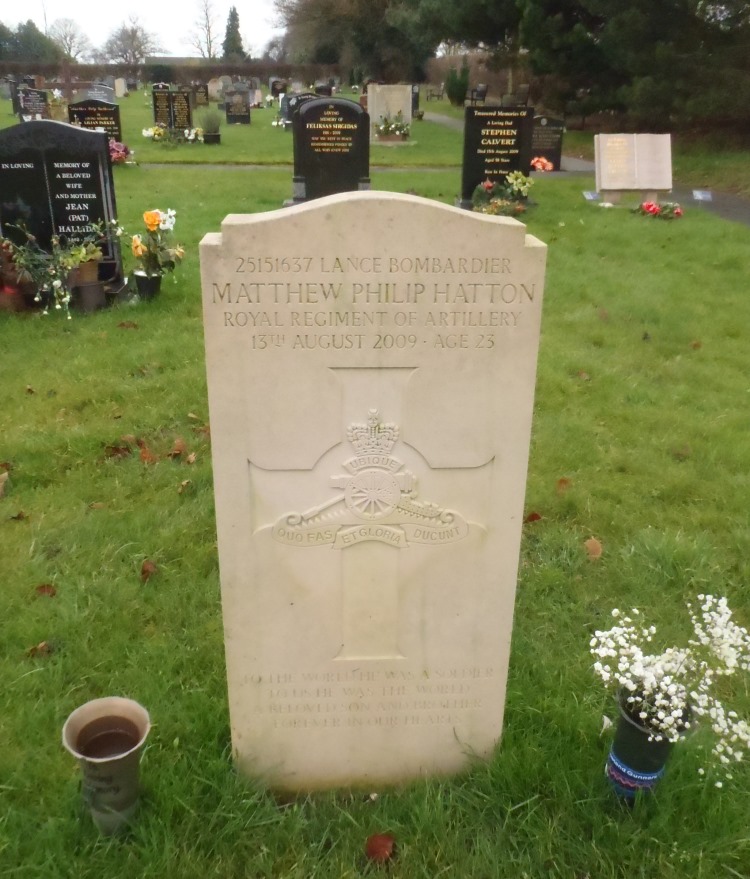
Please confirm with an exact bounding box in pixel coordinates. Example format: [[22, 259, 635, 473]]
[[2, 91, 750, 878]]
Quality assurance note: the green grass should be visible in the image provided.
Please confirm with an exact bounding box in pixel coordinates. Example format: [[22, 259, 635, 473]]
[[2, 108, 750, 878]]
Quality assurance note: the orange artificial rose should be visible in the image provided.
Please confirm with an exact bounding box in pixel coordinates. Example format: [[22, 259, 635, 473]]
[[143, 210, 161, 232]]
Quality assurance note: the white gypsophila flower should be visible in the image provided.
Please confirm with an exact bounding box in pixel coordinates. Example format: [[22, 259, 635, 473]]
[[590, 595, 750, 781]]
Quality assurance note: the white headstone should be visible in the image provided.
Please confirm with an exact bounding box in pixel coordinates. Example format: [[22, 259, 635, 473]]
[[114, 78, 127, 98], [207, 78, 222, 102], [594, 133, 672, 193], [366, 84, 413, 133], [200, 192, 547, 792]]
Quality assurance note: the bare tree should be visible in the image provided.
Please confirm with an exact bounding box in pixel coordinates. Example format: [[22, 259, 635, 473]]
[[49, 18, 92, 61], [101, 17, 163, 65], [189, 0, 219, 58]]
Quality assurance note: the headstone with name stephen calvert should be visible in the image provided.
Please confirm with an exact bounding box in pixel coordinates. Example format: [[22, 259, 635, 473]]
[[0, 121, 122, 283], [291, 97, 370, 202], [198, 190, 547, 791], [68, 99, 122, 141], [461, 107, 534, 206]]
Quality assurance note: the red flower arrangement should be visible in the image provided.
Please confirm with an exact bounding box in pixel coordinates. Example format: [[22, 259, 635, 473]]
[[635, 201, 683, 219]]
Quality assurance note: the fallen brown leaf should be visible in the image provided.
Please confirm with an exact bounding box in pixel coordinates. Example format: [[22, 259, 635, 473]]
[[186, 452, 197, 465], [88, 501, 106, 510], [577, 370, 591, 381], [137, 440, 158, 464], [27, 641, 54, 658], [584, 537, 603, 560], [0, 471, 8, 498], [597, 308, 610, 322], [118, 321, 139, 329], [25, 385, 35, 394], [168, 437, 187, 459], [178, 479, 193, 494], [120, 434, 137, 446], [35, 583, 57, 597], [365, 833, 396, 863], [10, 510, 28, 520], [556, 477, 572, 495], [141, 559, 158, 582], [524, 511, 543, 523], [690, 340, 702, 350]]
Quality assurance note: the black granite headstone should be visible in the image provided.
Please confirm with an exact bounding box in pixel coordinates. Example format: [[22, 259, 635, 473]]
[[0, 121, 122, 283], [152, 89, 193, 129], [292, 97, 370, 202], [68, 99, 122, 141], [86, 83, 115, 102], [18, 88, 50, 121], [531, 115, 565, 171], [225, 88, 251, 124], [270, 79, 286, 98], [460, 106, 534, 205]]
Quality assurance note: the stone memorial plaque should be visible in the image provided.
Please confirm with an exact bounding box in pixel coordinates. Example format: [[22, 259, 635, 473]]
[[199, 191, 547, 791], [531, 116, 564, 171], [367, 84, 412, 135], [18, 87, 50, 120], [594, 134, 672, 193], [0, 121, 122, 280], [461, 107, 534, 204], [68, 99, 122, 141], [292, 98, 369, 201]]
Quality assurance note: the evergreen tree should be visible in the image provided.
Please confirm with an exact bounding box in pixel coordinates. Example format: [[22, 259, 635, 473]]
[[222, 7, 244, 61]]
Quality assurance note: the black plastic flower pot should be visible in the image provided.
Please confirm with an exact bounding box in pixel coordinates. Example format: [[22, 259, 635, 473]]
[[605, 699, 673, 800]]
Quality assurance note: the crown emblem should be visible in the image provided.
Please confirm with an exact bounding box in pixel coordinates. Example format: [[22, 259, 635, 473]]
[[347, 409, 399, 455]]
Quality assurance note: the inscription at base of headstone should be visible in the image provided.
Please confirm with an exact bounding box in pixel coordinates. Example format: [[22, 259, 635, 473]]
[[531, 116, 564, 171], [291, 98, 370, 202], [594, 134, 672, 196], [68, 99, 122, 141], [461, 107, 534, 206], [199, 191, 547, 791], [0, 121, 122, 284]]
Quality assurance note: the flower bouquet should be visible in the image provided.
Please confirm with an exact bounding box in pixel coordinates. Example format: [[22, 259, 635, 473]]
[[531, 155, 554, 172], [472, 172, 534, 216], [591, 595, 750, 789], [634, 201, 683, 219], [109, 139, 133, 165], [377, 112, 410, 138], [130, 209, 184, 278]]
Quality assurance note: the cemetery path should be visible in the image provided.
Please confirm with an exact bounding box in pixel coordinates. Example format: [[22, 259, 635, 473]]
[[424, 112, 750, 228]]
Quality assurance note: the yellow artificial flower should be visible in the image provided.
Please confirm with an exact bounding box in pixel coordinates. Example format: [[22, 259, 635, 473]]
[[143, 210, 161, 232], [131, 234, 147, 257]]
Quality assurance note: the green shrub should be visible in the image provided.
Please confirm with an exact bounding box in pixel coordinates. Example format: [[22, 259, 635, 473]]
[[446, 57, 469, 106]]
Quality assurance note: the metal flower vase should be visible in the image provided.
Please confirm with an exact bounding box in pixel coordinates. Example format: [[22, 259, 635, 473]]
[[605, 698, 672, 800]]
